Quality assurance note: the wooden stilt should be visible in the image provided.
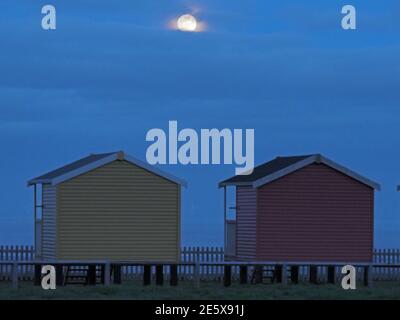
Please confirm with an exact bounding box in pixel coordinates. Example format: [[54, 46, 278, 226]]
[[275, 265, 283, 283], [34, 264, 41, 286], [55, 265, 64, 286], [100, 265, 105, 284], [281, 264, 287, 285], [252, 266, 263, 284], [291, 266, 299, 284], [143, 265, 151, 286], [309, 266, 318, 284], [170, 264, 178, 286], [223, 265, 232, 287], [87, 265, 96, 285], [104, 262, 110, 287], [327, 266, 335, 284], [113, 265, 122, 284], [156, 265, 163, 286], [240, 266, 248, 284]]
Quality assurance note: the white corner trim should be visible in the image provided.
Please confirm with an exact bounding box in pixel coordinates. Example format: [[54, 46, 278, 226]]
[[252, 156, 317, 188], [319, 156, 381, 190], [124, 155, 187, 188]]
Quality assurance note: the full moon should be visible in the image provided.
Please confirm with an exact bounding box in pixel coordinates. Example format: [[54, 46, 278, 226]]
[[177, 14, 197, 32]]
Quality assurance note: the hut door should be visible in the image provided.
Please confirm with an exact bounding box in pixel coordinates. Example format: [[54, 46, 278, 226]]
[[225, 220, 236, 257]]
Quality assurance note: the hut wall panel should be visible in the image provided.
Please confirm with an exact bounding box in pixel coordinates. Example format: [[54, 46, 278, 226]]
[[41, 184, 57, 259], [236, 186, 257, 260], [256, 163, 374, 262], [56, 160, 180, 262]]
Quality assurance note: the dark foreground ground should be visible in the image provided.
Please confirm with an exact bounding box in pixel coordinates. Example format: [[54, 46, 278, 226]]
[[1, 280, 400, 299]]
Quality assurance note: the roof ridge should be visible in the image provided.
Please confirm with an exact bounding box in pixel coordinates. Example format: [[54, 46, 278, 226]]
[[27, 151, 187, 187], [219, 154, 380, 190]]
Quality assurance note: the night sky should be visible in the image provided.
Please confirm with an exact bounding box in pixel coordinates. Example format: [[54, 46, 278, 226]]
[[0, 1, 399, 247]]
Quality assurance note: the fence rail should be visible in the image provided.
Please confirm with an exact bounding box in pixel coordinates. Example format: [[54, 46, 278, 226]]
[[0, 245, 400, 281]]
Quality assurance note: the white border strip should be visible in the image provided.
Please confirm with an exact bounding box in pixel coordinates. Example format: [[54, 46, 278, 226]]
[[318, 155, 380, 190], [124, 155, 187, 188], [50, 153, 118, 186], [252, 156, 316, 188]]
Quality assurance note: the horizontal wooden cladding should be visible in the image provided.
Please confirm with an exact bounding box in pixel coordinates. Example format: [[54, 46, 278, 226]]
[[256, 163, 374, 262], [41, 184, 57, 259], [235, 186, 257, 260], [57, 160, 180, 262]]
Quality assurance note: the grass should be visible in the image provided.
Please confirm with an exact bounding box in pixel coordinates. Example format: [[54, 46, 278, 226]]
[[1, 280, 400, 300]]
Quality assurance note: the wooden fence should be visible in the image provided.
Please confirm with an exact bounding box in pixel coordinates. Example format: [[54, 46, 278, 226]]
[[0, 246, 35, 281], [1, 245, 400, 281]]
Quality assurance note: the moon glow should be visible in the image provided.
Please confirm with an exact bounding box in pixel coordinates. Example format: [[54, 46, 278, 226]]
[[177, 14, 197, 32]]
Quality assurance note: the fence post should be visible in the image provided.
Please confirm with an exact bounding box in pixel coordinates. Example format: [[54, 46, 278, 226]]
[[194, 263, 200, 289], [364, 265, 373, 288], [12, 262, 18, 289]]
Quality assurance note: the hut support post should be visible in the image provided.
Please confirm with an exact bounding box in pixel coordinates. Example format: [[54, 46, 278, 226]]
[[33, 184, 37, 258], [55, 265, 64, 286], [281, 264, 287, 285], [88, 265, 96, 285], [253, 266, 263, 284], [143, 265, 151, 286], [275, 265, 282, 283], [113, 265, 122, 284], [309, 266, 318, 284], [327, 266, 335, 284], [34, 264, 41, 286], [104, 262, 110, 287], [223, 186, 227, 253], [170, 264, 178, 286], [156, 265, 163, 286], [240, 266, 248, 284], [223, 265, 232, 287], [291, 266, 299, 284], [100, 264, 105, 284]]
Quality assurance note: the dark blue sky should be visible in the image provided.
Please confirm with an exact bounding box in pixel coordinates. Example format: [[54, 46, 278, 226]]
[[0, 1, 399, 247]]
